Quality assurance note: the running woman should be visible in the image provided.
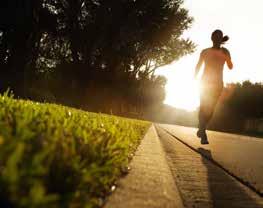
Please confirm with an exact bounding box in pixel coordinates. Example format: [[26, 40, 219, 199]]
[[194, 29, 233, 144]]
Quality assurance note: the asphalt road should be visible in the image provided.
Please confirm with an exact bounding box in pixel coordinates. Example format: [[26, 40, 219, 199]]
[[158, 124, 263, 195]]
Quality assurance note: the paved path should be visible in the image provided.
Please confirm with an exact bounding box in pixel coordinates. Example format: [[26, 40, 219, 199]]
[[156, 126, 263, 208], [105, 124, 263, 208], [159, 124, 263, 195], [105, 125, 183, 208]]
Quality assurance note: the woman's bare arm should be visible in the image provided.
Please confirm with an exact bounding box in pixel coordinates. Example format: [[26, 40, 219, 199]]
[[194, 50, 204, 78], [222, 48, 233, 70], [226, 56, 233, 70]]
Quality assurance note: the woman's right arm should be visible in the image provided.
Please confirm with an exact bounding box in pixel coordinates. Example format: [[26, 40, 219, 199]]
[[194, 50, 205, 78]]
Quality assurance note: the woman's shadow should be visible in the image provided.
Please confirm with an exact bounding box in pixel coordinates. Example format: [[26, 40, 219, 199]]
[[197, 147, 262, 208]]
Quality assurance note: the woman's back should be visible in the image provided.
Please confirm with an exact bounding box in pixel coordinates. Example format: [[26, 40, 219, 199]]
[[201, 47, 231, 84]]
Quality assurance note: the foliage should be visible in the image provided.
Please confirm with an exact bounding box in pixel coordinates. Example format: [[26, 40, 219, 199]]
[[209, 81, 263, 132], [0, 0, 194, 114], [0, 92, 150, 208], [225, 81, 263, 119]]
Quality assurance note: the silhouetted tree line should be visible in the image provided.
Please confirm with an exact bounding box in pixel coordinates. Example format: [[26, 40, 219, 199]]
[[145, 81, 263, 135], [209, 81, 263, 133], [0, 0, 194, 115]]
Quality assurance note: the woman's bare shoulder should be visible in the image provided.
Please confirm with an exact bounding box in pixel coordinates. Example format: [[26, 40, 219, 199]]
[[200, 48, 211, 55], [221, 47, 231, 56], [202, 48, 211, 52]]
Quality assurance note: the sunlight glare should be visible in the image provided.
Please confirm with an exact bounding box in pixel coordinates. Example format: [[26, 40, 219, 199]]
[[165, 76, 200, 111], [157, 56, 200, 111]]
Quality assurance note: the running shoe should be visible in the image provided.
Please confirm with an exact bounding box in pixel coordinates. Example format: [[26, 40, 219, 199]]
[[200, 131, 209, 145]]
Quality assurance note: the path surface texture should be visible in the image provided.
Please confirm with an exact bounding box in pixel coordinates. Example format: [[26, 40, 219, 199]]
[[105, 124, 263, 208]]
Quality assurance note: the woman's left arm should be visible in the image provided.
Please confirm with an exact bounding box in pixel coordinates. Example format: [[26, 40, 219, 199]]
[[222, 48, 233, 70]]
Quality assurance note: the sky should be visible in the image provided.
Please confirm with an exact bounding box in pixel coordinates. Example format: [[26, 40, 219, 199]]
[[156, 0, 263, 110]]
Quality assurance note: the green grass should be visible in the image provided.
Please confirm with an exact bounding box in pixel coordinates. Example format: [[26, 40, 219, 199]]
[[0, 92, 150, 208]]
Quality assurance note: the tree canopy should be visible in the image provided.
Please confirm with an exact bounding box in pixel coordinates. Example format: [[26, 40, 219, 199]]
[[0, 0, 194, 115]]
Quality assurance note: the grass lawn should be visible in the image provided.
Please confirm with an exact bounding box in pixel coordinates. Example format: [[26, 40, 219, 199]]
[[0, 93, 150, 208]]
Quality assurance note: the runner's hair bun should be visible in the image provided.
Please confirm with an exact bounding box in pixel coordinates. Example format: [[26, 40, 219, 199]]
[[222, 35, 229, 43]]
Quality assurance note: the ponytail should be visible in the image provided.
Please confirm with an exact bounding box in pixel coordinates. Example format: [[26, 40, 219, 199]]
[[211, 30, 229, 47], [221, 35, 229, 44]]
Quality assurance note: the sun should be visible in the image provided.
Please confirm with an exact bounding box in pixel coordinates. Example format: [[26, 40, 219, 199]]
[[156, 56, 201, 111], [164, 77, 200, 111]]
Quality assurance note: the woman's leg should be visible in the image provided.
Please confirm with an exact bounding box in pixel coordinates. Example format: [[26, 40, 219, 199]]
[[198, 84, 222, 143], [199, 85, 222, 129], [198, 86, 211, 132]]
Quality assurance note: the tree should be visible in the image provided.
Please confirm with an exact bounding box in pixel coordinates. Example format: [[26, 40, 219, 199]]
[[0, 1, 56, 94], [208, 81, 263, 132], [226, 81, 263, 119], [0, 0, 194, 114]]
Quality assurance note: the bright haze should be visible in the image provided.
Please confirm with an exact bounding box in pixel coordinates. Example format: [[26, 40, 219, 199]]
[[156, 0, 263, 111]]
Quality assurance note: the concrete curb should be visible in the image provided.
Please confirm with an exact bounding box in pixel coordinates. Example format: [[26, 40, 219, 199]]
[[104, 125, 184, 208]]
